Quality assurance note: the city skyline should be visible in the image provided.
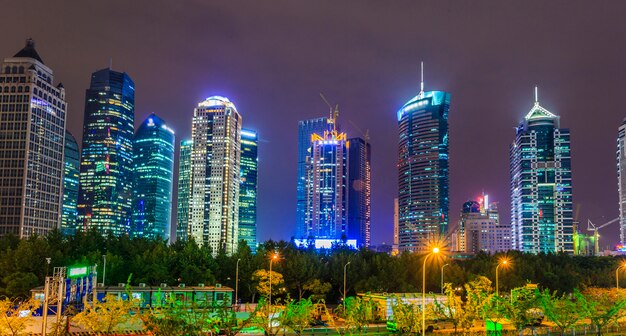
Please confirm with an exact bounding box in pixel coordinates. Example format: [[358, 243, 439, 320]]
[[2, 2, 626, 248]]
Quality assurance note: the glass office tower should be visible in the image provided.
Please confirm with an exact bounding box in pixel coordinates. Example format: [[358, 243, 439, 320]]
[[617, 120, 626, 245], [176, 139, 193, 242], [0, 39, 67, 237], [132, 113, 175, 241], [61, 130, 80, 235], [77, 68, 135, 235], [239, 129, 258, 253], [347, 137, 371, 247], [510, 89, 573, 254]]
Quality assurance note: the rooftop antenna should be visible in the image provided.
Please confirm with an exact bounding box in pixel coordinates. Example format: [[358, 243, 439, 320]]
[[420, 61, 425, 93], [109, 58, 113, 70], [319, 93, 338, 132], [534, 85, 539, 104]]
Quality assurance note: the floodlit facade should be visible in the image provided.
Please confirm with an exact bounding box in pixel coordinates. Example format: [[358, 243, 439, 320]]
[[347, 137, 371, 247], [77, 68, 135, 235], [618, 119, 626, 245], [397, 71, 450, 252], [176, 139, 193, 242], [61, 130, 80, 235], [0, 39, 67, 237], [132, 113, 175, 241], [510, 89, 573, 254], [296, 117, 329, 239], [239, 129, 258, 253], [189, 96, 241, 255], [456, 199, 511, 254]]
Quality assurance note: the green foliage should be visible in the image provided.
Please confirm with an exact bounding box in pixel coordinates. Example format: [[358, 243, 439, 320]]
[[303, 279, 332, 301], [576, 288, 626, 335], [389, 295, 422, 334], [252, 269, 285, 300], [431, 283, 464, 334], [72, 293, 141, 333], [538, 289, 582, 335], [501, 286, 541, 333], [279, 298, 316, 335], [337, 296, 382, 334]]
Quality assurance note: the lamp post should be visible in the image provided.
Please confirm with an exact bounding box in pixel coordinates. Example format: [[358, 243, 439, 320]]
[[269, 253, 279, 305], [616, 262, 626, 289], [441, 263, 449, 294], [343, 261, 351, 302], [235, 258, 241, 308], [422, 247, 440, 336], [102, 254, 107, 287], [495, 259, 509, 296]]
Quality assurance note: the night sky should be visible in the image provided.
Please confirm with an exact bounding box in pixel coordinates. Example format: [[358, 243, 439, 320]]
[[3, 1, 626, 248]]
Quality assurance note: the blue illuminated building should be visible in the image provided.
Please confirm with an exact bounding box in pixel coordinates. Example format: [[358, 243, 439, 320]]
[[61, 130, 80, 235], [397, 67, 450, 252], [239, 129, 258, 252], [347, 137, 371, 247], [176, 139, 193, 242], [132, 113, 175, 241]]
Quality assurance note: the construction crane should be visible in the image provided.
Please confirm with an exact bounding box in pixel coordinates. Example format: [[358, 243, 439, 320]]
[[587, 217, 620, 255]]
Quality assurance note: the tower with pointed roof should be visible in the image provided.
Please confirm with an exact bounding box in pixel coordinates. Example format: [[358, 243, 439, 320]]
[[0, 39, 67, 238], [397, 63, 450, 252], [510, 87, 573, 254]]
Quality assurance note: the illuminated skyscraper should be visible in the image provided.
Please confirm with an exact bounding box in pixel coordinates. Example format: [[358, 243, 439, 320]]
[[296, 117, 329, 239], [510, 88, 573, 254], [176, 139, 192, 242], [132, 113, 175, 241], [397, 65, 450, 252], [239, 129, 258, 253], [618, 120, 626, 245], [456, 198, 511, 254], [77, 68, 135, 235], [347, 137, 371, 247], [0, 39, 67, 237], [189, 96, 241, 254], [61, 130, 80, 235]]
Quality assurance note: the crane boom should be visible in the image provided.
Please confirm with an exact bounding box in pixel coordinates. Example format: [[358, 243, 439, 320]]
[[587, 217, 620, 255]]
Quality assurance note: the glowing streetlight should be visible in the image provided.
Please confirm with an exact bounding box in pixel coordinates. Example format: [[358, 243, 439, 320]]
[[441, 263, 449, 294], [616, 262, 626, 289], [343, 261, 351, 302], [422, 247, 440, 336], [269, 253, 279, 305], [495, 258, 510, 296]]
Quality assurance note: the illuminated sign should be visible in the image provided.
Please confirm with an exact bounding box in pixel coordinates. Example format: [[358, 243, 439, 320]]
[[68, 266, 89, 278]]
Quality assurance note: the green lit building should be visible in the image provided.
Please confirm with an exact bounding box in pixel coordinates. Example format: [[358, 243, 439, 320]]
[[132, 113, 175, 241], [510, 88, 573, 254], [176, 139, 193, 242], [61, 130, 80, 235], [239, 129, 258, 253], [77, 68, 135, 235]]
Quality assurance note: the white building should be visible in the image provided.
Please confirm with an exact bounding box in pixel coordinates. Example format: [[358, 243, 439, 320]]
[[457, 198, 511, 254], [617, 119, 626, 245]]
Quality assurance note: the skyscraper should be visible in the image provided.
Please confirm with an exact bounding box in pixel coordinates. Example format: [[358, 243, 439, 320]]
[[61, 130, 80, 235], [189, 96, 241, 254], [132, 113, 175, 241], [0, 39, 67, 237], [510, 88, 573, 254], [304, 108, 348, 243], [77, 68, 135, 235], [456, 198, 511, 254], [176, 139, 193, 242], [617, 119, 626, 245], [347, 137, 371, 247], [296, 117, 329, 239], [397, 66, 450, 252], [239, 129, 258, 253]]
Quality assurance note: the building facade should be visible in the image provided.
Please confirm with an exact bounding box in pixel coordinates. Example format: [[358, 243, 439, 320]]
[[239, 129, 258, 253], [176, 139, 193, 242], [510, 89, 573, 254], [189, 96, 241, 254], [77, 68, 135, 235], [132, 113, 175, 241], [0, 39, 67, 237], [61, 130, 80, 235], [456, 199, 511, 254], [618, 119, 626, 245], [397, 76, 450, 252], [347, 137, 371, 247]]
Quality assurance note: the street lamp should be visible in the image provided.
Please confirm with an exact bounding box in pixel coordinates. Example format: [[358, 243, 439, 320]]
[[441, 263, 449, 294], [235, 258, 241, 308], [269, 253, 279, 305], [616, 262, 626, 289], [422, 247, 440, 336], [343, 261, 351, 302], [102, 254, 107, 287], [495, 258, 509, 296]]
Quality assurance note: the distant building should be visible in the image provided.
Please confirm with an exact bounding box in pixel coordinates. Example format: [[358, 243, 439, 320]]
[[397, 66, 450, 252], [176, 139, 193, 242], [0, 39, 67, 237], [510, 88, 573, 254], [61, 130, 80, 235], [393, 198, 399, 254], [132, 113, 175, 241], [347, 137, 371, 248], [77, 68, 135, 235], [189, 96, 241, 254], [618, 119, 626, 245], [239, 129, 258, 253], [456, 198, 511, 254]]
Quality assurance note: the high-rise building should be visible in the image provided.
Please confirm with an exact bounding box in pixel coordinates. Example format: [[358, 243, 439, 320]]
[[61, 130, 80, 235], [617, 119, 626, 245], [189, 96, 241, 254], [132, 113, 175, 241], [296, 117, 329, 239], [0, 39, 67, 237], [239, 129, 258, 253], [510, 88, 573, 254], [303, 109, 348, 243], [77, 68, 135, 235], [397, 66, 450, 252], [347, 137, 371, 247], [456, 198, 511, 254], [176, 139, 193, 242]]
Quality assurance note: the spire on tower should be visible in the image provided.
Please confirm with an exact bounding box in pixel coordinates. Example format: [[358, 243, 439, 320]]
[[420, 61, 424, 93], [534, 85, 539, 104]]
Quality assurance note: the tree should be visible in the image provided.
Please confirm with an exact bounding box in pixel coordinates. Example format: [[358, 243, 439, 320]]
[[279, 298, 316, 335], [141, 297, 216, 336], [576, 288, 626, 336], [248, 298, 280, 336], [252, 269, 285, 300], [389, 295, 422, 334], [538, 289, 582, 336], [464, 276, 494, 332], [431, 283, 464, 335], [501, 286, 540, 336], [0, 297, 40, 336], [72, 293, 141, 333], [337, 296, 381, 334], [302, 279, 332, 302]]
